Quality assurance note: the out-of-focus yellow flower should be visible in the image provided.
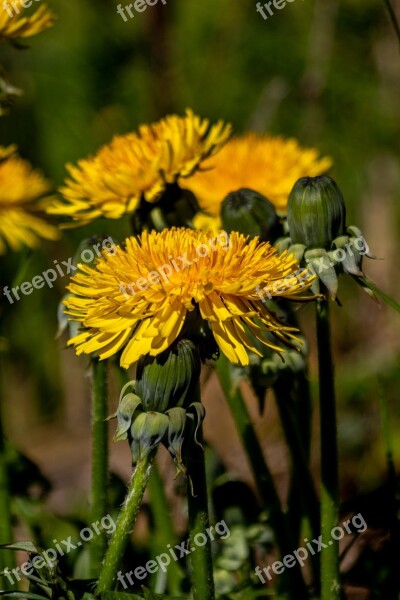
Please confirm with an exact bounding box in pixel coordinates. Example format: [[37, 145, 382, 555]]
[[0, 2, 55, 42], [185, 133, 332, 225], [49, 110, 232, 227], [0, 146, 59, 254], [65, 228, 314, 367]]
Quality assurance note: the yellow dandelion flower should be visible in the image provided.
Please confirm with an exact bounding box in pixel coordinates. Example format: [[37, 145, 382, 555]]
[[185, 133, 332, 225], [48, 110, 232, 227], [0, 146, 60, 254], [0, 2, 55, 42], [65, 228, 314, 368]]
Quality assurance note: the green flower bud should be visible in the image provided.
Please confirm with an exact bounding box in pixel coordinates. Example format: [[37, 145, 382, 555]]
[[111, 341, 204, 469], [287, 176, 346, 249], [221, 188, 282, 242], [135, 339, 201, 413]]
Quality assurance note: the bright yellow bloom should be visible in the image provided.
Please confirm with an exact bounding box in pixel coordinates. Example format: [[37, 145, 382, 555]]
[[49, 110, 232, 227], [65, 229, 314, 368], [0, 146, 60, 254], [185, 133, 332, 225], [0, 2, 55, 42]]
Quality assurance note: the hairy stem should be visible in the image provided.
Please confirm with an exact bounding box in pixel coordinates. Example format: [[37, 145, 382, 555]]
[[90, 359, 109, 577], [97, 451, 156, 592]]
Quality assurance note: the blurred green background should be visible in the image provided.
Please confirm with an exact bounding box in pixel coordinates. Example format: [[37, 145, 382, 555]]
[[0, 0, 399, 542]]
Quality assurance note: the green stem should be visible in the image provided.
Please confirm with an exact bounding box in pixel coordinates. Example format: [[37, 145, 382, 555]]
[[215, 356, 309, 599], [0, 355, 14, 591], [273, 379, 320, 591], [148, 467, 185, 595], [316, 298, 340, 600], [97, 452, 156, 593], [274, 379, 320, 536], [186, 427, 215, 600], [90, 359, 109, 577]]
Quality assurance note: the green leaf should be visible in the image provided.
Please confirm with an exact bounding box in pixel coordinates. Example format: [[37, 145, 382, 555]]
[[0, 542, 42, 554], [359, 277, 400, 313]]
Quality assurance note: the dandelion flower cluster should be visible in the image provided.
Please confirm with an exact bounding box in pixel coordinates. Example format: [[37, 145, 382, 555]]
[[65, 228, 314, 367]]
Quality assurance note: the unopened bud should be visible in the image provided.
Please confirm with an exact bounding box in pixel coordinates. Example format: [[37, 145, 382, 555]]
[[221, 188, 282, 242], [287, 176, 346, 249]]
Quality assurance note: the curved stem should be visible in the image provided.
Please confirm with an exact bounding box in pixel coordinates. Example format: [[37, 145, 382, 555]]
[[316, 298, 340, 599], [97, 452, 156, 593], [90, 359, 109, 577], [215, 356, 309, 599], [186, 427, 215, 600]]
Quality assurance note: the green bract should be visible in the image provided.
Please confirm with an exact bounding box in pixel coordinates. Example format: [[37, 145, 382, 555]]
[[135, 339, 201, 412]]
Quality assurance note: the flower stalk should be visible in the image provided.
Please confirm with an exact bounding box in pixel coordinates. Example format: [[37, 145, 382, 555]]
[[97, 451, 156, 592], [90, 359, 109, 577], [186, 423, 215, 600], [215, 355, 309, 599], [316, 297, 340, 599]]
